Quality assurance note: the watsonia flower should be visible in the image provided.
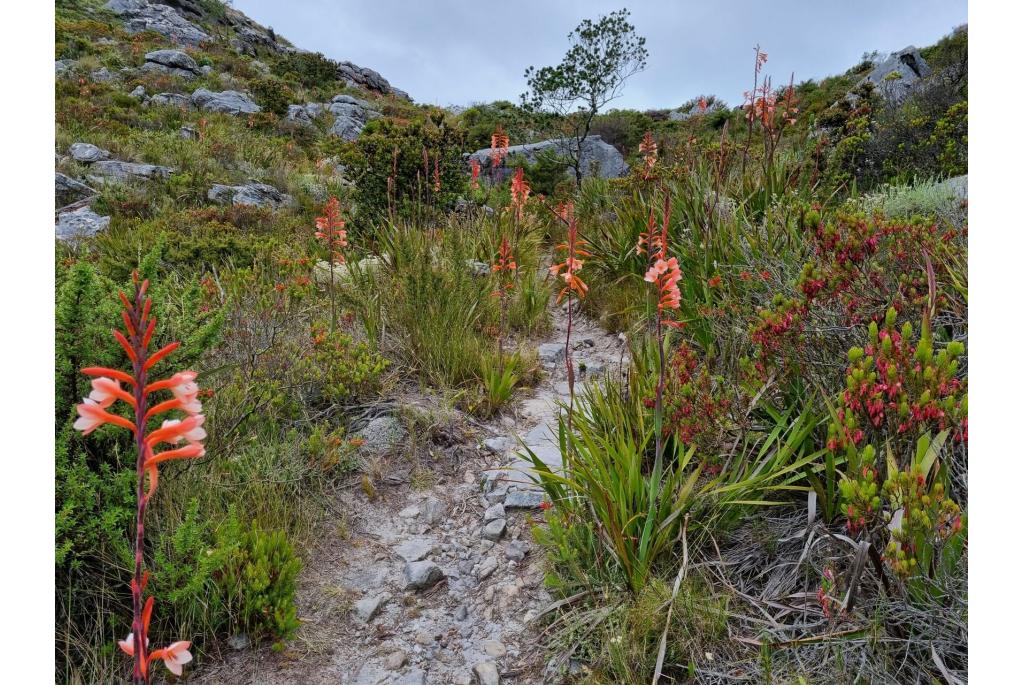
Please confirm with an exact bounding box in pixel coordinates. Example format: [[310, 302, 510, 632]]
[[509, 167, 531, 220]]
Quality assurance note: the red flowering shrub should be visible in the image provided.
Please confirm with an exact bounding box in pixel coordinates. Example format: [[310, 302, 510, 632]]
[[660, 343, 731, 458]]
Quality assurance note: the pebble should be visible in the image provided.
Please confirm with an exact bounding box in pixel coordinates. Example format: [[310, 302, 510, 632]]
[[385, 650, 408, 669], [504, 490, 547, 510], [477, 557, 498, 580], [482, 518, 506, 541], [504, 541, 529, 562], [395, 537, 434, 563], [404, 561, 444, 591], [353, 593, 388, 622], [473, 660, 500, 685], [481, 640, 507, 658], [483, 503, 505, 522]]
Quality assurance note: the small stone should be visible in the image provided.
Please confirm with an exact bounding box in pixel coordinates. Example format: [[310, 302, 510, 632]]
[[481, 640, 507, 658], [477, 557, 499, 580], [537, 343, 564, 363], [483, 503, 505, 522], [504, 541, 529, 562], [473, 660, 500, 685], [482, 519, 506, 542], [130, 85, 146, 99], [385, 650, 408, 669], [483, 437, 511, 455], [458, 559, 475, 574], [504, 490, 547, 510], [353, 593, 388, 622], [453, 674, 472, 685], [68, 142, 111, 163], [464, 470, 477, 484], [226, 633, 249, 651], [394, 669, 427, 685], [422, 497, 445, 525], [395, 537, 434, 563], [404, 561, 444, 591], [484, 482, 509, 505], [179, 125, 198, 140], [455, 604, 469, 621], [415, 630, 434, 645], [398, 505, 421, 519]]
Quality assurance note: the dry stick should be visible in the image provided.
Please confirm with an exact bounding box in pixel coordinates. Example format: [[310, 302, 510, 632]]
[[652, 514, 690, 684]]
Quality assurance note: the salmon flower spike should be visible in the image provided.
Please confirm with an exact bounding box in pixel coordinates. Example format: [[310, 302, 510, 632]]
[[639, 131, 657, 179], [72, 271, 203, 683], [510, 167, 531, 219], [470, 158, 481, 189], [492, 237, 518, 276], [490, 124, 510, 168], [315, 196, 348, 262], [549, 203, 590, 303]]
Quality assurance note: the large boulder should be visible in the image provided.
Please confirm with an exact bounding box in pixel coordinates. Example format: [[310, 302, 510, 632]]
[[856, 46, 932, 103], [337, 61, 408, 100], [89, 160, 173, 182], [191, 89, 261, 115], [68, 143, 111, 164], [105, 0, 210, 46], [56, 206, 110, 241], [467, 135, 628, 181], [285, 94, 379, 140], [142, 49, 201, 79], [207, 183, 294, 209], [55, 173, 98, 210]]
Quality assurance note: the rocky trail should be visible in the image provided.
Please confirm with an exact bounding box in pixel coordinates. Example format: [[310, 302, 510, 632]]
[[195, 301, 628, 685]]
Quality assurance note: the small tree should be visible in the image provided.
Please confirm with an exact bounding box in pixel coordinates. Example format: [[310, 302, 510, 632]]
[[521, 8, 648, 186]]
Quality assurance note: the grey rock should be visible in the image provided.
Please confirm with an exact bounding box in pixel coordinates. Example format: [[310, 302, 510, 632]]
[[56, 206, 109, 241], [55, 173, 97, 209], [226, 633, 250, 651], [856, 46, 932, 103], [468, 135, 628, 181], [55, 59, 75, 76], [331, 93, 371, 108], [422, 497, 445, 525], [393, 670, 427, 685], [476, 557, 499, 580], [404, 561, 444, 591], [537, 343, 564, 363], [505, 540, 529, 562], [179, 125, 198, 140], [143, 49, 200, 78], [483, 437, 511, 455], [69, 143, 111, 164], [337, 60, 404, 97], [105, 0, 210, 46], [455, 604, 469, 621], [384, 650, 407, 669], [90, 67, 115, 83], [90, 160, 173, 182], [207, 183, 294, 209], [199, 64, 213, 75], [481, 640, 507, 658], [130, 85, 146, 99], [466, 260, 491, 277], [329, 115, 365, 141], [148, 92, 191, 109], [191, 88, 261, 115], [473, 660, 500, 685], [483, 503, 505, 523], [484, 481, 509, 505], [285, 104, 315, 126], [353, 415, 407, 458], [504, 490, 547, 510], [395, 537, 434, 563], [353, 593, 388, 622], [398, 505, 420, 519], [482, 519, 506, 542]]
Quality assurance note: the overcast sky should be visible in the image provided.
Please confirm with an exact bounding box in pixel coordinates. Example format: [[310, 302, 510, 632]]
[[233, 0, 967, 111]]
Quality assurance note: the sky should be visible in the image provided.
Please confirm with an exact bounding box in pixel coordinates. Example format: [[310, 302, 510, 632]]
[[232, 0, 967, 111]]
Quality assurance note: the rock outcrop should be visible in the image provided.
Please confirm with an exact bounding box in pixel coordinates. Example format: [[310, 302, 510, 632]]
[[89, 160, 174, 182], [285, 93, 381, 140], [68, 143, 111, 164], [191, 89, 261, 115], [55, 173, 98, 210], [142, 49, 202, 79], [338, 61, 409, 100], [467, 135, 628, 181], [207, 183, 294, 209], [56, 206, 110, 241], [856, 46, 932, 103], [104, 0, 210, 46]]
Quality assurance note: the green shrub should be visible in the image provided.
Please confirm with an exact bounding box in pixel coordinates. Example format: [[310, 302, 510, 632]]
[[214, 520, 302, 646], [249, 77, 296, 117]]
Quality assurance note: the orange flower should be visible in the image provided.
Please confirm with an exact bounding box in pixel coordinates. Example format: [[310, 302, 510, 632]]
[[315, 196, 348, 263], [645, 257, 683, 313], [708, 275, 722, 288], [432, 155, 441, 193], [639, 131, 657, 179], [492, 237, 518, 276], [490, 124, 510, 168], [549, 202, 590, 302], [470, 158, 481, 190], [509, 167, 531, 219]]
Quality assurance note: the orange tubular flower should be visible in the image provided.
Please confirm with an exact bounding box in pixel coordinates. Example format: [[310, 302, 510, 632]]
[[639, 131, 658, 179], [645, 256, 683, 314], [492, 237, 518, 278], [490, 123, 510, 168], [73, 272, 202, 683], [470, 158, 481, 189], [509, 167, 531, 220], [549, 203, 590, 302], [315, 196, 348, 263]]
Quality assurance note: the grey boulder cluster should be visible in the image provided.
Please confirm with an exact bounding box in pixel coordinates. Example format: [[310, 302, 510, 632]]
[[285, 94, 382, 141], [467, 135, 629, 181], [104, 0, 210, 46], [66, 142, 173, 184], [338, 60, 410, 101], [855, 46, 932, 103], [190, 88, 262, 115]]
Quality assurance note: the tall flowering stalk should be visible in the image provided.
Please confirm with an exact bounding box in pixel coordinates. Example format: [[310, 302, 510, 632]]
[[509, 167, 531, 222], [315, 197, 348, 331], [490, 123, 510, 184], [643, 193, 683, 463], [470, 158, 481, 190], [549, 201, 590, 440], [639, 130, 658, 181], [491, 237, 518, 373], [73, 273, 203, 683]]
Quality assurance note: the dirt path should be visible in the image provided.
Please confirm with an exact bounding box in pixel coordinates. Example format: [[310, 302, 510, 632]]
[[195, 302, 626, 685]]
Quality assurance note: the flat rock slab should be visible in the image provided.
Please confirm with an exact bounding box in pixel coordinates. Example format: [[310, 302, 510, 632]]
[[353, 593, 388, 622], [191, 88, 261, 115], [68, 142, 110, 163], [56, 206, 109, 241], [481, 518, 506, 542], [504, 490, 548, 510], [89, 160, 173, 182], [394, 537, 434, 563]]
